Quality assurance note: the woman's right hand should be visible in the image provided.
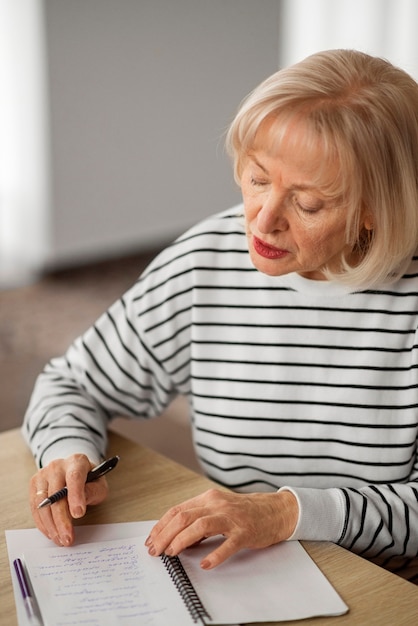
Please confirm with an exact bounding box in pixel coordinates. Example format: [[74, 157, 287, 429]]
[[29, 453, 109, 547]]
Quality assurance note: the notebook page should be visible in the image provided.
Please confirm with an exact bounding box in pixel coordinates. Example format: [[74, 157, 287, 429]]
[[180, 536, 348, 624], [23, 537, 196, 626]]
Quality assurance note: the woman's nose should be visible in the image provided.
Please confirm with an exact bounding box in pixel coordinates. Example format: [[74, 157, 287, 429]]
[[256, 194, 288, 233]]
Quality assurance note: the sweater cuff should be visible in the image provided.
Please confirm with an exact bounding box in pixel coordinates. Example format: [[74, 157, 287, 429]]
[[38, 440, 102, 468], [278, 486, 345, 542]]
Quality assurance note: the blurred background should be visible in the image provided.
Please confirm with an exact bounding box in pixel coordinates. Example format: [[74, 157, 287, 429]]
[[1, 0, 417, 471]]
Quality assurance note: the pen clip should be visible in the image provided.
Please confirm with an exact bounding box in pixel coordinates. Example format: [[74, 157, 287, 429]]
[[86, 455, 120, 482]]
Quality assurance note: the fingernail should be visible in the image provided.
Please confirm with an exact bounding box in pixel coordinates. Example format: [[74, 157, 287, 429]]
[[73, 506, 84, 519], [165, 545, 173, 556], [201, 559, 211, 570], [148, 545, 156, 556], [144, 535, 151, 546], [62, 535, 72, 547]]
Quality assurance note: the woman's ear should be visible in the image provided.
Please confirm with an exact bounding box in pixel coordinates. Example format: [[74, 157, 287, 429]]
[[364, 216, 374, 231]]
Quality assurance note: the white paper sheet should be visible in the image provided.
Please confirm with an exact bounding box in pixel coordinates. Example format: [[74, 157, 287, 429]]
[[23, 536, 196, 626], [180, 536, 348, 623]]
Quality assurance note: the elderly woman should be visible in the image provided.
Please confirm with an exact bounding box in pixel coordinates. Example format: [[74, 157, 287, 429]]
[[23, 49, 418, 581]]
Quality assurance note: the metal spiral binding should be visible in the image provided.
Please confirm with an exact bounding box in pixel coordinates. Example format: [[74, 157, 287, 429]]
[[161, 553, 211, 624]]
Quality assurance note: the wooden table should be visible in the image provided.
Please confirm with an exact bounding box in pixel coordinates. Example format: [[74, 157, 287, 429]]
[[1, 427, 418, 625]]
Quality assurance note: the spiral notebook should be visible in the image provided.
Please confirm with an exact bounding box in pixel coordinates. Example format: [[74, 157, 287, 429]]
[[7, 521, 348, 625]]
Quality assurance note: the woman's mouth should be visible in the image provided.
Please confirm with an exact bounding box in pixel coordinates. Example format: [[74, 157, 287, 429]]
[[252, 235, 289, 259]]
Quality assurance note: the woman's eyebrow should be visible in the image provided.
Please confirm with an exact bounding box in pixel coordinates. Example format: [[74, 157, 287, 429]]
[[249, 154, 269, 174]]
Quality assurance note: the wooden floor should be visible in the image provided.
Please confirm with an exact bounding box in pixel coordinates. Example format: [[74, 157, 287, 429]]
[[0, 250, 201, 473]]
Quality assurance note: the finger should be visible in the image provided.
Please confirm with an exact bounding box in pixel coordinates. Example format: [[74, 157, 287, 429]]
[[30, 479, 75, 547], [40, 468, 77, 546], [84, 477, 109, 507], [149, 507, 217, 556], [149, 494, 206, 537], [155, 513, 234, 559], [44, 499, 75, 547], [30, 485, 51, 539], [147, 490, 225, 548], [65, 455, 96, 519], [200, 535, 243, 570], [163, 517, 215, 556]]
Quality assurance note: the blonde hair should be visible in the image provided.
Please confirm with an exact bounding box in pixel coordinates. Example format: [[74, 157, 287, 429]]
[[226, 49, 418, 288]]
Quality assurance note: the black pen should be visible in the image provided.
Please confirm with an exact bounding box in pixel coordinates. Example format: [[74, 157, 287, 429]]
[[13, 558, 43, 625], [37, 455, 120, 509]]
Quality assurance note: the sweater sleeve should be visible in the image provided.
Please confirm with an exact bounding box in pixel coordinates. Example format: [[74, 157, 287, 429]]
[[281, 477, 418, 566], [22, 267, 180, 468]]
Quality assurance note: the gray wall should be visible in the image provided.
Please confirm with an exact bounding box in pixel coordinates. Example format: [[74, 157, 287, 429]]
[[43, 0, 281, 267]]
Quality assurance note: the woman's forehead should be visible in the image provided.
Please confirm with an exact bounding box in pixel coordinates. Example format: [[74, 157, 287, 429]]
[[251, 115, 341, 187]]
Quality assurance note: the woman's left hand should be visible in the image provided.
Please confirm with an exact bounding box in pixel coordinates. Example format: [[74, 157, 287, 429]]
[[145, 488, 299, 569]]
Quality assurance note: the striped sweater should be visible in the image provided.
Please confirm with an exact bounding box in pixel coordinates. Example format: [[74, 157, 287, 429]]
[[23, 206, 418, 578]]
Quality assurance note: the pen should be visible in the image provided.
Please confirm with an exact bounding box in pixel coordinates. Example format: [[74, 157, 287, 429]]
[[37, 455, 120, 509], [13, 558, 43, 626]]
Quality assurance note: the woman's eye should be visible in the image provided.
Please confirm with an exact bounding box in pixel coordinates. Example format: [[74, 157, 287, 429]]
[[293, 195, 322, 213], [297, 203, 319, 214], [250, 177, 268, 187]]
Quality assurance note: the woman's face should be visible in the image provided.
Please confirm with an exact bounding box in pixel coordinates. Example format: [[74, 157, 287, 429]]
[[241, 118, 356, 280]]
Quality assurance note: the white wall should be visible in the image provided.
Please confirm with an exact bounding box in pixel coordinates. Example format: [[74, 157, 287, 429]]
[[279, 0, 418, 79], [0, 0, 50, 286], [43, 0, 281, 268]]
